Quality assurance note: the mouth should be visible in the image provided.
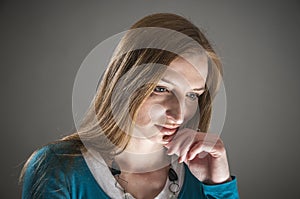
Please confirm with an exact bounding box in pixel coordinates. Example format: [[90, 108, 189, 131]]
[[155, 125, 179, 143]]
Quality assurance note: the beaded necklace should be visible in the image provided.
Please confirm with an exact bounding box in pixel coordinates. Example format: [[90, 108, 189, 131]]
[[109, 159, 180, 199]]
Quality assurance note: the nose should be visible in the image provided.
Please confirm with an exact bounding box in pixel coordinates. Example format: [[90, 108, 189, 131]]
[[164, 94, 184, 124]]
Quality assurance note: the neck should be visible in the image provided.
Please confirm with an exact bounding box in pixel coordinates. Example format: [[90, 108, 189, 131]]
[[114, 137, 171, 173]]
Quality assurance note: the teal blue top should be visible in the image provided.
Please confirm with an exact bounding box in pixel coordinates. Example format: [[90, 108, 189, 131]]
[[22, 141, 239, 199]]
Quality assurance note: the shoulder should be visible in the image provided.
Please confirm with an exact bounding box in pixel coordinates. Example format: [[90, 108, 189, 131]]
[[22, 140, 87, 198], [27, 140, 82, 167], [22, 140, 112, 199], [37, 139, 82, 156], [23, 140, 86, 182]]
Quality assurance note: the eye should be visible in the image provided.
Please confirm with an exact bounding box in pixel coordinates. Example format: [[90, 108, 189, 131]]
[[153, 86, 169, 93], [186, 92, 200, 101]]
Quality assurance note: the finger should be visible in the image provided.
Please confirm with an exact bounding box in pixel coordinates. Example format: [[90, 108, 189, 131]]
[[167, 134, 193, 156], [177, 136, 194, 163], [187, 141, 204, 160], [187, 140, 213, 160], [167, 129, 206, 159], [177, 134, 206, 163], [188, 140, 225, 160]]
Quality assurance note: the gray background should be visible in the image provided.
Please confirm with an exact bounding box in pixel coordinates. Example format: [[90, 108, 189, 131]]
[[1, 0, 300, 198]]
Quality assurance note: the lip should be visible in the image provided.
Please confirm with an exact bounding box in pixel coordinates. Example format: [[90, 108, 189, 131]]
[[155, 125, 179, 143], [155, 125, 179, 135]]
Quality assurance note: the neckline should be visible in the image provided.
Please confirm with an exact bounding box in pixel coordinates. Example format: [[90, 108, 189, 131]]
[[82, 148, 185, 199]]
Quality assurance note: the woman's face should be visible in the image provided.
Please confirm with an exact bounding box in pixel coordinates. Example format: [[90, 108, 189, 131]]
[[133, 55, 208, 145]]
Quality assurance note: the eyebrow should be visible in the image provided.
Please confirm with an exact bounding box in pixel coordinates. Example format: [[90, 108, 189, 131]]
[[161, 78, 206, 91]]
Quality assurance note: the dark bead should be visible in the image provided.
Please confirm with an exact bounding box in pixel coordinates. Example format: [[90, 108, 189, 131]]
[[110, 160, 121, 176], [168, 168, 178, 181]]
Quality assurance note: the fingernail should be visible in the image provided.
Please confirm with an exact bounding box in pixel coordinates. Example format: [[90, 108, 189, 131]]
[[198, 152, 208, 158], [166, 150, 172, 155], [179, 157, 184, 163]]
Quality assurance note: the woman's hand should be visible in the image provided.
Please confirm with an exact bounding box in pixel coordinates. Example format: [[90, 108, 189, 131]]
[[164, 128, 232, 184]]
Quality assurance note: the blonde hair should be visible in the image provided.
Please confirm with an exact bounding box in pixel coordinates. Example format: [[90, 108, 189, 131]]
[[20, 13, 223, 184]]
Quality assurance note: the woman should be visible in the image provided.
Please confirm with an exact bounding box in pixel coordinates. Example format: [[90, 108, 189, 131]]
[[20, 13, 239, 199]]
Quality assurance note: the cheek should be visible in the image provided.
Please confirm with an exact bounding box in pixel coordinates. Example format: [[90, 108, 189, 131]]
[[135, 107, 150, 126], [184, 103, 199, 122], [135, 102, 165, 126]]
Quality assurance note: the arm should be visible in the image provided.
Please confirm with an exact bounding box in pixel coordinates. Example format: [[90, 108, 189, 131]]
[[202, 176, 239, 199]]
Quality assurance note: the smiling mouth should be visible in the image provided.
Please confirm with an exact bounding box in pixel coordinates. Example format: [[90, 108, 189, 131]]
[[155, 125, 179, 143]]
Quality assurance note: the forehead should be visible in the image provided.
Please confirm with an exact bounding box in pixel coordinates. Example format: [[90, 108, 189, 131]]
[[163, 56, 208, 87]]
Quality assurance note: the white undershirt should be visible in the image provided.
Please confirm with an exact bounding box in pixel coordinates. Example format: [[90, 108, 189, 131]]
[[82, 149, 185, 199]]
